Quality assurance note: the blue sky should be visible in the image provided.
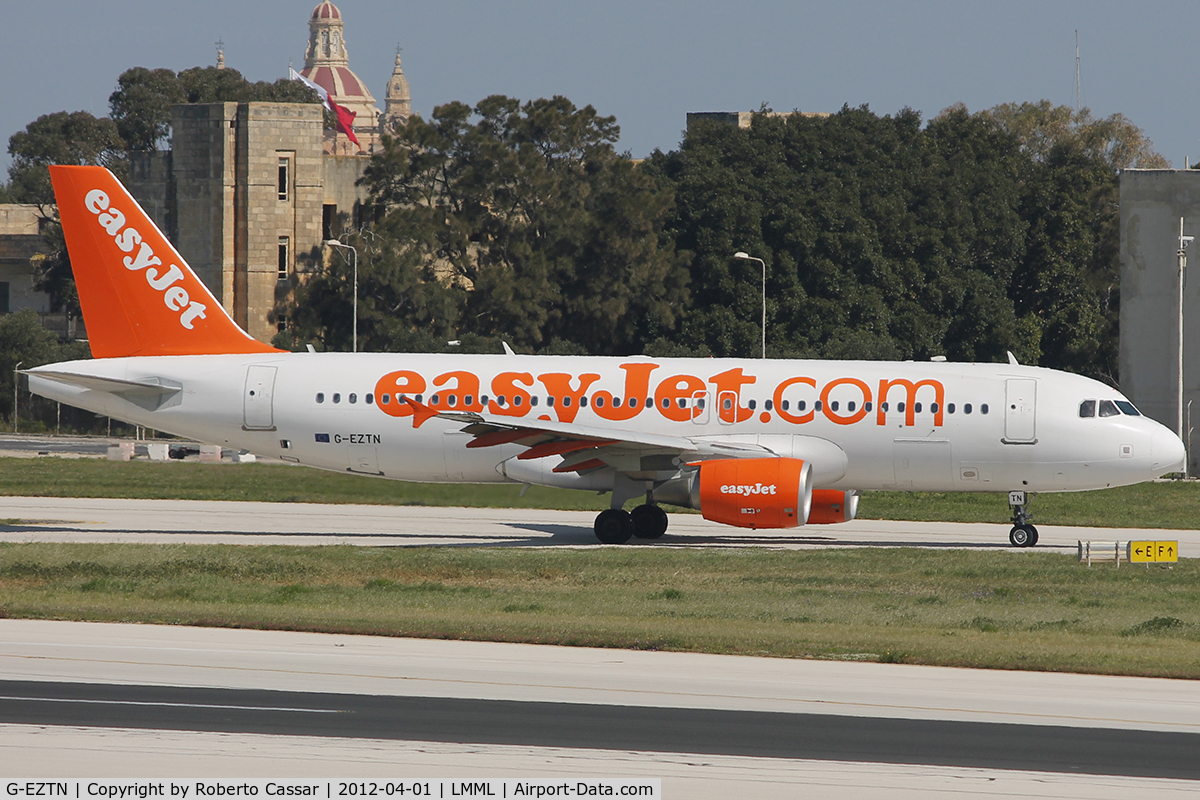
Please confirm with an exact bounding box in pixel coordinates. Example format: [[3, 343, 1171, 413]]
[[5, 1, 1198, 172]]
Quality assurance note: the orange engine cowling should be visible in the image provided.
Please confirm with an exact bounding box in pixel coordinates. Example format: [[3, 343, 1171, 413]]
[[807, 489, 860, 524], [696, 457, 812, 529]]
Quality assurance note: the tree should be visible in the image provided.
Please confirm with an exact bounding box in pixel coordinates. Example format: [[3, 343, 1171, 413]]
[[981, 100, 1169, 170], [7, 111, 125, 207], [646, 106, 1033, 362], [0, 309, 90, 423], [647, 100, 1164, 381], [109, 67, 185, 151], [337, 95, 689, 354], [30, 219, 79, 318], [110, 67, 319, 152]]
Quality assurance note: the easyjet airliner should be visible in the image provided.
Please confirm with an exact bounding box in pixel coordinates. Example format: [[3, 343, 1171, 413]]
[[26, 166, 1187, 546]]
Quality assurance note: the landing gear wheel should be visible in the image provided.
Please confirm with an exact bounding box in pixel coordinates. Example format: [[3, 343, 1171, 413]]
[[630, 504, 669, 539], [594, 509, 634, 544], [1006, 492, 1037, 547], [1009, 524, 1038, 548]]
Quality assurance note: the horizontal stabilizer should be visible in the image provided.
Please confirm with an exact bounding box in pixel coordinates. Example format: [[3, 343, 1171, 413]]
[[25, 369, 182, 411]]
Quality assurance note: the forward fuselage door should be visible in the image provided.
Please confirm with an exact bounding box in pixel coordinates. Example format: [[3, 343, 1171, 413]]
[[243, 365, 277, 431], [1003, 379, 1037, 444]]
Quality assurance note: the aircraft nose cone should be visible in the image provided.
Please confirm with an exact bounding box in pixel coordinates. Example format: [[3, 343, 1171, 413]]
[[1152, 428, 1187, 474]]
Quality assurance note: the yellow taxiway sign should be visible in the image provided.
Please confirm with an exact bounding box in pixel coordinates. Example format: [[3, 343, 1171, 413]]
[[1128, 541, 1178, 563]]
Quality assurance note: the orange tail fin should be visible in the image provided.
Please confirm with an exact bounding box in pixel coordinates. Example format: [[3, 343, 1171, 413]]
[[49, 165, 281, 358]]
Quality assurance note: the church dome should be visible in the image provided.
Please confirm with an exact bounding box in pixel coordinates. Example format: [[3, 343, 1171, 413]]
[[302, 66, 370, 101], [311, 2, 341, 21], [302, 0, 379, 148]]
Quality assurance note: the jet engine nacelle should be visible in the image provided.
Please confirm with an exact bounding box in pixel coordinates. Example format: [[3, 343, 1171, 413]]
[[690, 457, 813, 529], [807, 489, 859, 524]]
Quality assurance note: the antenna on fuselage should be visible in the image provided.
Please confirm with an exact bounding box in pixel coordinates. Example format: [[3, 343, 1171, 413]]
[[1007, 351, 1020, 366]]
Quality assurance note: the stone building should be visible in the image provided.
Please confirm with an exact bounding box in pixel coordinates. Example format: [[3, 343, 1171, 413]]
[[126, 0, 412, 343], [1118, 168, 1200, 473], [0, 205, 49, 315]]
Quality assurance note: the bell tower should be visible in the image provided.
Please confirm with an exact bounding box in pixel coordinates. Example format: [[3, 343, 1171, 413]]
[[383, 50, 412, 131], [300, 1, 380, 151]]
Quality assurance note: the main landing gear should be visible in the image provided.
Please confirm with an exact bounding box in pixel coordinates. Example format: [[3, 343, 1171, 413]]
[[1007, 490, 1038, 548], [593, 503, 669, 544]]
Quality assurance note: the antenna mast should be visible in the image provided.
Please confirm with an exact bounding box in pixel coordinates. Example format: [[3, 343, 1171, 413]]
[[1080, 30, 1089, 112]]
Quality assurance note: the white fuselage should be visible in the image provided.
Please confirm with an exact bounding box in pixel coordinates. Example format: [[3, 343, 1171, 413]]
[[28, 353, 1186, 497]]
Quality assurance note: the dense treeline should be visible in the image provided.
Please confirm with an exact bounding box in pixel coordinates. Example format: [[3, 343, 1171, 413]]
[[1, 64, 1173, 386], [642, 102, 1165, 380], [287, 98, 1165, 384]]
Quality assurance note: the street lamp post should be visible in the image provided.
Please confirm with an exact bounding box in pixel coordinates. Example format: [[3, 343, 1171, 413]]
[[326, 240, 358, 353], [12, 361, 21, 433], [734, 252, 767, 358]]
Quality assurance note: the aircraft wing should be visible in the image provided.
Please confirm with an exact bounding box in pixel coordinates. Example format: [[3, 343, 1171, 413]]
[[402, 396, 772, 475]]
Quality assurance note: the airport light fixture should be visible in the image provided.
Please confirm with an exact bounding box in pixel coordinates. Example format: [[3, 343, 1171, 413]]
[[326, 240, 358, 353], [734, 252, 767, 358], [1179, 218, 1194, 476]]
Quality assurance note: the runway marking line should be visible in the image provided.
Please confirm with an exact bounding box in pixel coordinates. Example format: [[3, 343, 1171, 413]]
[[0, 694, 341, 713], [2, 650, 1197, 732]]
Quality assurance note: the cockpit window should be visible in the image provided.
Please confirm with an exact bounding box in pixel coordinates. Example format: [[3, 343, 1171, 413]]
[[1098, 400, 1120, 417], [1079, 400, 1096, 418], [1114, 401, 1141, 416]]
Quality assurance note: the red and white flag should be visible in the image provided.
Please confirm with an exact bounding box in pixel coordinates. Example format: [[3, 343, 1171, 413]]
[[290, 67, 359, 146]]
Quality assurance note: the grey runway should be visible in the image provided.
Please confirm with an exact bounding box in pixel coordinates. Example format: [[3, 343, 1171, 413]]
[[1, 679, 1197, 780]]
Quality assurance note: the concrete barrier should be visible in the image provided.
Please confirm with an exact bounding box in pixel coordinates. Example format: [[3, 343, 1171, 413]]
[[106, 443, 134, 462]]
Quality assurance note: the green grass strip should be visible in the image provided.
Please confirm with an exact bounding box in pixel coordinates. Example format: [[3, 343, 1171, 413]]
[[2, 543, 1199, 678]]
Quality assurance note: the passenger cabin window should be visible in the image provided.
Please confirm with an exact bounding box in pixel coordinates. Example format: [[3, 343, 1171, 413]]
[[1115, 401, 1141, 416], [1099, 400, 1120, 417], [981, 404, 989, 414], [1079, 400, 1096, 418], [316, 393, 325, 403]]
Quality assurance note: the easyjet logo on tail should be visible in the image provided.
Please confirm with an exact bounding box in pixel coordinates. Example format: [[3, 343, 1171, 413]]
[[83, 189, 207, 330]]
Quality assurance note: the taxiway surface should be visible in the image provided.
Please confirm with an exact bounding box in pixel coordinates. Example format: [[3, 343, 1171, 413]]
[[2, 621, 1199, 798], [0, 495, 1197, 553]]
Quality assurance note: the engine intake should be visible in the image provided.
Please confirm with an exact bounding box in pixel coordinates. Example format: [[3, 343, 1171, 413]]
[[807, 489, 859, 524], [691, 457, 813, 529]]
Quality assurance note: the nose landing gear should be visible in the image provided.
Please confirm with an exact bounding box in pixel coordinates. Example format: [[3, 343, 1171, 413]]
[[1007, 490, 1038, 547]]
